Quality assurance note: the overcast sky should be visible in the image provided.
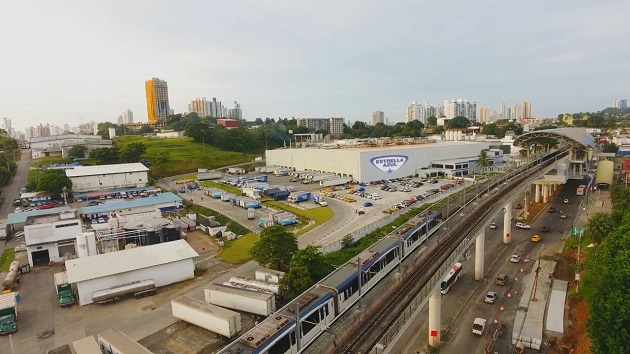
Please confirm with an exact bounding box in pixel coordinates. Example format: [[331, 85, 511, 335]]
[[1, 1, 629, 131]]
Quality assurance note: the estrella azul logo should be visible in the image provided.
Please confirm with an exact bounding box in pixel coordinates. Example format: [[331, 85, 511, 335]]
[[370, 155, 408, 174]]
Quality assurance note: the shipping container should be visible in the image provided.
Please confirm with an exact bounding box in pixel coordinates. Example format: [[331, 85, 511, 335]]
[[92, 279, 156, 304], [287, 191, 311, 203], [72, 335, 103, 354], [228, 276, 280, 294], [96, 328, 153, 354], [255, 268, 285, 284], [171, 296, 241, 338], [204, 284, 276, 316], [319, 177, 352, 187], [197, 172, 222, 181]]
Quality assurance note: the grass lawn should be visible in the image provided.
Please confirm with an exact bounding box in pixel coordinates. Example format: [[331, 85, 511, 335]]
[[173, 174, 197, 182], [200, 181, 242, 195], [0, 248, 15, 272], [263, 201, 334, 236], [114, 136, 255, 177], [218, 232, 259, 264]]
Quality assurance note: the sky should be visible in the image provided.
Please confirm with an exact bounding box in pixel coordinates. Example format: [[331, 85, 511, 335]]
[[1, 1, 629, 131]]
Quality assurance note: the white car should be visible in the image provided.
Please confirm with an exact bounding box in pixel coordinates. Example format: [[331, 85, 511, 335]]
[[515, 222, 530, 229], [563, 198, 569, 204], [511, 254, 522, 263], [485, 291, 498, 304], [472, 318, 487, 336], [489, 222, 497, 230]]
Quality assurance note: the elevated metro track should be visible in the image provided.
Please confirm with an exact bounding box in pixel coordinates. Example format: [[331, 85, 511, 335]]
[[303, 148, 569, 354]]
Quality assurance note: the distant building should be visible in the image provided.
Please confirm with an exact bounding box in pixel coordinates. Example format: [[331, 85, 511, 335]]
[[620, 99, 628, 109], [188, 97, 225, 118], [123, 109, 134, 124], [65, 163, 149, 192], [217, 119, 239, 129], [30, 134, 113, 159], [145, 78, 170, 123], [478, 106, 488, 124], [297, 117, 345, 137], [442, 99, 476, 121], [372, 111, 384, 125], [407, 102, 435, 126], [227, 101, 243, 120], [521, 100, 531, 120], [508, 104, 519, 121]]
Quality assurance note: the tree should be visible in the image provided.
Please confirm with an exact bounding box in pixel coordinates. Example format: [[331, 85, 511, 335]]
[[279, 264, 313, 299], [585, 212, 615, 244], [250, 226, 298, 270], [68, 145, 87, 159], [476, 150, 492, 172], [119, 142, 146, 163], [97, 122, 124, 139], [37, 170, 72, 198], [89, 147, 119, 164], [447, 116, 471, 129], [427, 116, 437, 126], [602, 142, 619, 153], [138, 126, 155, 134], [290, 245, 334, 281]]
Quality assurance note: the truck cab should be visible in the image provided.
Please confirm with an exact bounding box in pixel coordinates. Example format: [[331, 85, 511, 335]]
[[0, 292, 18, 335], [57, 284, 76, 307], [0, 313, 17, 335]]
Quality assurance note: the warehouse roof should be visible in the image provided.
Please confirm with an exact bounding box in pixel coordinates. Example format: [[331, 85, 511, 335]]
[[7, 207, 73, 225], [79, 192, 182, 214], [65, 163, 149, 177], [65, 239, 198, 283]]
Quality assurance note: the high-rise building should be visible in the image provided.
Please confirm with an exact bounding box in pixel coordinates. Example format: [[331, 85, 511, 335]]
[[479, 106, 488, 124], [123, 109, 134, 124], [297, 117, 345, 137], [508, 104, 519, 120], [501, 99, 506, 120], [116, 115, 123, 125], [521, 100, 531, 120], [372, 111, 385, 125], [442, 99, 476, 121], [145, 78, 170, 123], [227, 101, 243, 120], [613, 100, 619, 108], [620, 99, 628, 109], [188, 97, 225, 118], [407, 102, 435, 125]]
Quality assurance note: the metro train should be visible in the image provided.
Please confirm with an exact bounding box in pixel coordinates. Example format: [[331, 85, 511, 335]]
[[219, 211, 443, 354]]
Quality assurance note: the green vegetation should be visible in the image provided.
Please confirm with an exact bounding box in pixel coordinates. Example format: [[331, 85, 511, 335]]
[[174, 174, 197, 182], [200, 181, 242, 195], [219, 233, 259, 264], [187, 204, 251, 236], [0, 248, 15, 272], [263, 201, 334, 236], [250, 226, 298, 270], [114, 136, 254, 177]]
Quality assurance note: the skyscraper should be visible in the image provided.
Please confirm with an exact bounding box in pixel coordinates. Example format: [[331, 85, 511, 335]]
[[372, 111, 385, 125], [620, 99, 628, 109], [188, 97, 225, 118], [501, 99, 506, 120], [479, 106, 488, 123], [407, 102, 435, 125], [442, 99, 476, 121], [613, 100, 619, 108], [123, 109, 134, 124], [521, 100, 531, 120], [145, 78, 170, 123], [227, 101, 243, 120]]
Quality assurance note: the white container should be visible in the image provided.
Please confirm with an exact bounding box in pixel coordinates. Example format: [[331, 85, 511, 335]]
[[205, 284, 276, 316], [255, 268, 285, 284], [229, 276, 280, 294], [97, 328, 152, 354], [171, 296, 241, 338]]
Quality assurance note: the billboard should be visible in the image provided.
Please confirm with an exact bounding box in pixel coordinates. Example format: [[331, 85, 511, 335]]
[[370, 155, 408, 174]]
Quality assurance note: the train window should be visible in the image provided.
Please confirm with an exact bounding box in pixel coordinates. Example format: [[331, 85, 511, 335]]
[[269, 331, 292, 353], [325, 304, 330, 316], [385, 250, 396, 263], [303, 312, 319, 334]]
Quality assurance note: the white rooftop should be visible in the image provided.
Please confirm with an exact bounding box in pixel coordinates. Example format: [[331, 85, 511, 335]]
[[65, 163, 149, 178], [65, 239, 198, 283]]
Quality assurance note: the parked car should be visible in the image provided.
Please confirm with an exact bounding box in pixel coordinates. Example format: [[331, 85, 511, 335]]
[[560, 212, 567, 219], [541, 226, 551, 232], [363, 202, 373, 207], [531, 234, 542, 242], [484, 291, 498, 304], [515, 222, 530, 229], [514, 203, 523, 209], [510, 254, 522, 263]]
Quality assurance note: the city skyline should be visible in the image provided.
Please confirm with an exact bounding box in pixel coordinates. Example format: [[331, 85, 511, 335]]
[[1, 1, 629, 131]]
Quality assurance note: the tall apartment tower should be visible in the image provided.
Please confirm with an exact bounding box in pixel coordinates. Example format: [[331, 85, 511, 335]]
[[620, 99, 628, 109], [145, 78, 170, 123], [123, 109, 134, 124], [478, 106, 488, 123], [521, 100, 531, 120], [372, 111, 385, 125], [442, 99, 476, 121], [407, 102, 435, 125], [227, 101, 243, 120]]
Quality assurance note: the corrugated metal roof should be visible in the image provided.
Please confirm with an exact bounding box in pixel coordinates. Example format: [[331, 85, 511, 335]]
[[7, 206, 73, 225], [514, 128, 595, 149], [65, 163, 149, 177], [65, 239, 198, 283], [79, 193, 182, 214]]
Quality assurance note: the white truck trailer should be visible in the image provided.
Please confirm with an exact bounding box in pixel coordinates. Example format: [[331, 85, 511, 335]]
[[228, 276, 280, 294], [171, 296, 241, 338], [319, 177, 352, 187], [96, 328, 153, 354], [72, 335, 102, 354], [255, 268, 285, 284], [205, 284, 276, 316]]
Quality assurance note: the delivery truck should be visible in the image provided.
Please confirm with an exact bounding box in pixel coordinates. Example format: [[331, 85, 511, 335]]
[[312, 193, 328, 206], [171, 296, 241, 338], [54, 271, 76, 307], [287, 191, 311, 203], [320, 177, 352, 187], [204, 284, 276, 316], [0, 292, 18, 335]]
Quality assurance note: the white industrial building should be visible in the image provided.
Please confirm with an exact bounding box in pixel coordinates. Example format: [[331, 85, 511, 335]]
[[66, 239, 198, 306], [65, 163, 149, 192], [30, 134, 112, 159], [79, 192, 184, 224], [23, 210, 83, 267], [265, 140, 491, 182]]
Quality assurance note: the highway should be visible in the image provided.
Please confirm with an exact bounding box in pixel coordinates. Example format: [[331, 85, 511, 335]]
[[391, 179, 584, 353]]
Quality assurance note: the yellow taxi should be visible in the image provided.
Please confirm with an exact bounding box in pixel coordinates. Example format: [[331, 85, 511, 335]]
[[531, 234, 541, 242]]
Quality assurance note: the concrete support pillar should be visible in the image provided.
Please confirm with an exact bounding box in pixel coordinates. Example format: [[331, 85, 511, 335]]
[[475, 230, 485, 281], [524, 191, 530, 220], [428, 288, 441, 347], [503, 205, 512, 244], [543, 184, 549, 203], [534, 184, 541, 203]]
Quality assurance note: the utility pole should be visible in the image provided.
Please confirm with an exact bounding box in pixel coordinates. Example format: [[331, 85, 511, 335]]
[[532, 258, 541, 301]]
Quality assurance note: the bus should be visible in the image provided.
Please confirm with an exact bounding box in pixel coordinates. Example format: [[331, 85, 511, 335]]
[[576, 185, 586, 196], [440, 262, 463, 294]]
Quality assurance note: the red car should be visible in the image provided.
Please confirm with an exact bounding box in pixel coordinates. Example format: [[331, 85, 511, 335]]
[[39, 204, 54, 209]]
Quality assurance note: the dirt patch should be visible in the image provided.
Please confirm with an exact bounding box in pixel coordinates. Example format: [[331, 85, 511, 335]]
[[553, 250, 577, 281]]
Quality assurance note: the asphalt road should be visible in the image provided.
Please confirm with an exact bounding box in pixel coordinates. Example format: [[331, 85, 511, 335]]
[[1, 150, 31, 243], [391, 179, 583, 354]]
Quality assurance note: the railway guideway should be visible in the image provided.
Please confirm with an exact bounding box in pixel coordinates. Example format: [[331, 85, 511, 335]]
[[304, 152, 564, 354]]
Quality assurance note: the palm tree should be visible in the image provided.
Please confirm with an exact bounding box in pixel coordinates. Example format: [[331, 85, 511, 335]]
[[476, 151, 492, 174]]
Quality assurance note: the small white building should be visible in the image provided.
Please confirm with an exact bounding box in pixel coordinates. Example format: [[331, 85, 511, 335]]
[[23, 210, 83, 267], [65, 239, 198, 306], [65, 163, 149, 192], [30, 134, 112, 159]]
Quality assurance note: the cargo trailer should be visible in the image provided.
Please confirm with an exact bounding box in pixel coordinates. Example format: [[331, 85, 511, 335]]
[[92, 279, 157, 305], [96, 328, 153, 354], [320, 177, 352, 187], [197, 172, 222, 181], [228, 276, 280, 294], [255, 268, 285, 284], [204, 284, 276, 316], [171, 296, 241, 338]]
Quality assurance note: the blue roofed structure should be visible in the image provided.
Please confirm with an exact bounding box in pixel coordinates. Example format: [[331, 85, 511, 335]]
[[79, 192, 183, 215], [7, 206, 73, 225]]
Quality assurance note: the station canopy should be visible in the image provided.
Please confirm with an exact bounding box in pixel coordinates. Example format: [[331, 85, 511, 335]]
[[513, 128, 595, 151]]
